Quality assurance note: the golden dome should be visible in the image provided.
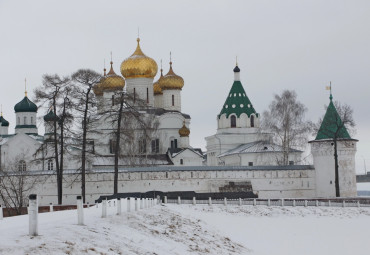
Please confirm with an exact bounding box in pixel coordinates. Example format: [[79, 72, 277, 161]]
[[93, 70, 106, 96], [178, 122, 190, 137], [120, 38, 158, 79], [161, 61, 184, 90], [153, 69, 164, 95], [100, 62, 125, 91]]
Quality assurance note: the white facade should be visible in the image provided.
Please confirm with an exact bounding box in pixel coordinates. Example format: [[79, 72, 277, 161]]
[[162, 89, 181, 112], [126, 78, 154, 107]]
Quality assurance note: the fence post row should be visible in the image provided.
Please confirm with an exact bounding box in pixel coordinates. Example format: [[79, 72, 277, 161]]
[[28, 194, 38, 236], [77, 196, 84, 225]]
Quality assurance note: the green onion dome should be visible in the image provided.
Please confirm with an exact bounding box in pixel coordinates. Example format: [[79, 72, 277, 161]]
[[14, 96, 38, 113]]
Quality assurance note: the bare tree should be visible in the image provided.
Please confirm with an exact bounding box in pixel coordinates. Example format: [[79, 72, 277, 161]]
[[34, 74, 70, 204], [262, 90, 311, 165], [101, 90, 158, 194], [71, 69, 101, 203], [0, 156, 43, 216], [314, 98, 355, 197]]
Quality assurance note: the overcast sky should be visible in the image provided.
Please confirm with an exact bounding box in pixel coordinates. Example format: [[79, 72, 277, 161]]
[[1, 0, 369, 173]]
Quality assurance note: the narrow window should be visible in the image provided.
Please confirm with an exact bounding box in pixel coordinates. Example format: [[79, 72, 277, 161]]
[[112, 95, 114, 106], [166, 172, 168, 178], [171, 140, 174, 149], [289, 161, 294, 165], [251, 115, 255, 127], [18, 160, 26, 171], [18, 117, 20, 124], [174, 139, 178, 149], [155, 139, 159, 153], [109, 139, 116, 154], [31, 117, 33, 124], [24, 116, 27, 125], [180, 159, 184, 165], [134, 88, 136, 103], [47, 159, 53, 170], [172, 95, 174, 106], [230, 115, 236, 128], [248, 162, 253, 166], [146, 87, 149, 104]]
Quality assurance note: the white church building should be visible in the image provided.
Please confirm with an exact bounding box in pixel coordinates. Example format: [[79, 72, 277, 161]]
[[0, 38, 358, 205]]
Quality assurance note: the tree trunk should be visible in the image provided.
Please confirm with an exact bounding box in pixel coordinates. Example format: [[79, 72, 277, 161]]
[[333, 138, 340, 197], [81, 90, 90, 203], [52, 97, 61, 204], [114, 94, 124, 194]]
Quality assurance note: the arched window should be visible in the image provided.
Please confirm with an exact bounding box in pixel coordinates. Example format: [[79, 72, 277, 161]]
[[18, 160, 26, 171], [250, 115, 255, 127], [230, 115, 236, 128], [172, 95, 175, 106], [180, 159, 184, 165], [146, 87, 149, 104], [47, 159, 53, 170]]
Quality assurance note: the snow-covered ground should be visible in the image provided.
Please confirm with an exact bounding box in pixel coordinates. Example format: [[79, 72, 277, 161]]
[[1, 201, 370, 255]]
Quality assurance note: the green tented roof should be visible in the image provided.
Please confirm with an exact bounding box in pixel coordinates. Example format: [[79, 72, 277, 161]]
[[14, 96, 38, 113], [218, 80, 258, 118], [315, 97, 351, 140]]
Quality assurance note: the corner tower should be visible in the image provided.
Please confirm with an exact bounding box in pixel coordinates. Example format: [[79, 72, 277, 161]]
[[309, 92, 358, 197]]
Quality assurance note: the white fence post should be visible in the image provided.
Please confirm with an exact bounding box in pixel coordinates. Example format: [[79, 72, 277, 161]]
[[0, 205, 3, 220], [164, 196, 167, 204], [28, 194, 38, 236], [267, 199, 271, 207], [117, 198, 121, 215], [178, 196, 181, 205], [108, 200, 111, 207], [328, 200, 331, 207], [224, 197, 227, 206], [77, 196, 84, 225], [281, 199, 284, 207], [193, 197, 196, 205], [49, 203, 53, 212], [87, 202, 89, 208], [127, 198, 131, 212], [293, 200, 296, 207], [304, 200, 307, 207], [239, 198, 242, 206], [102, 199, 107, 218], [342, 200, 346, 208], [208, 197, 212, 206], [135, 198, 139, 211], [253, 199, 257, 206], [140, 199, 143, 209], [316, 200, 319, 207], [357, 201, 360, 208]]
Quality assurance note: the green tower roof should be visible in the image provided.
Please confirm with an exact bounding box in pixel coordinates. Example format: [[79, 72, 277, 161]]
[[44, 110, 59, 122], [0, 115, 9, 127], [14, 96, 38, 113], [315, 95, 351, 140], [218, 66, 258, 119]]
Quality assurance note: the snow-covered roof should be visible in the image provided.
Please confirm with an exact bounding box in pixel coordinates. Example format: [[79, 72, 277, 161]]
[[218, 141, 302, 158]]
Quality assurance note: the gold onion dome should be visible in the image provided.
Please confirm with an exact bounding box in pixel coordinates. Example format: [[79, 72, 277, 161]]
[[100, 62, 125, 91], [178, 122, 190, 137], [93, 68, 106, 96], [120, 38, 158, 79], [161, 61, 184, 90], [153, 69, 164, 95]]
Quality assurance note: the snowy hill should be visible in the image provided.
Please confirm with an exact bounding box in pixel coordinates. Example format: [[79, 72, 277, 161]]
[[1, 203, 370, 255]]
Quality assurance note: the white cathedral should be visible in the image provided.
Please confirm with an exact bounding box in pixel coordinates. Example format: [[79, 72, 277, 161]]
[[0, 38, 359, 205]]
